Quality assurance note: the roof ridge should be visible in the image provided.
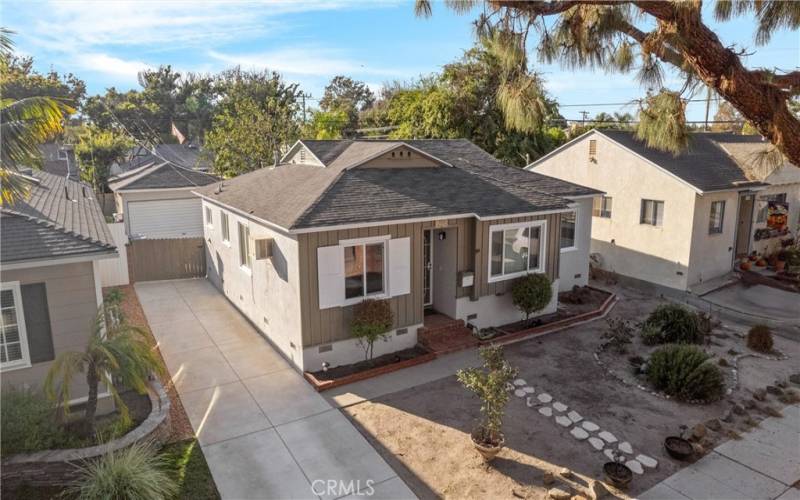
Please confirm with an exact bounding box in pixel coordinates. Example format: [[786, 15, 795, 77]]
[[290, 168, 350, 229], [1, 208, 115, 250]]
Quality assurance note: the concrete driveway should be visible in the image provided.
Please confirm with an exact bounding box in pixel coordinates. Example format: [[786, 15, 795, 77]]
[[135, 279, 415, 500], [702, 284, 800, 324]]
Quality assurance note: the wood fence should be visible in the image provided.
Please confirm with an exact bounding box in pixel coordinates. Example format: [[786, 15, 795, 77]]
[[127, 238, 206, 282]]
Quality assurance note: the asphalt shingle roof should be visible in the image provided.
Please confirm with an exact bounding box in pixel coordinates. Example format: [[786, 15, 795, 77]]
[[197, 139, 599, 230], [117, 144, 211, 173], [1, 171, 116, 263], [110, 162, 219, 191]]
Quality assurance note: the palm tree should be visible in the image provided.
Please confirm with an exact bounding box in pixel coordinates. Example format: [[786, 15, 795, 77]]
[[1, 28, 73, 204], [44, 300, 162, 434]]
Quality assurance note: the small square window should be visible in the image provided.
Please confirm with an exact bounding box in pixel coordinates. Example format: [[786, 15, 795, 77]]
[[640, 199, 664, 226], [592, 196, 612, 218]]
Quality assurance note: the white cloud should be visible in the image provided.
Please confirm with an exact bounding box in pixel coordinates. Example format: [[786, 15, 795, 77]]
[[73, 53, 152, 80]]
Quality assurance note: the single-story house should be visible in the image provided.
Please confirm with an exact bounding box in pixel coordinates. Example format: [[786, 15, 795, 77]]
[[527, 130, 799, 291], [1, 170, 118, 412], [110, 143, 211, 177], [194, 139, 599, 371], [109, 162, 219, 239]]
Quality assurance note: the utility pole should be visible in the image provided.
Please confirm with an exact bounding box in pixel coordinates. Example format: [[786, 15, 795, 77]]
[[579, 110, 589, 124], [299, 92, 312, 124]]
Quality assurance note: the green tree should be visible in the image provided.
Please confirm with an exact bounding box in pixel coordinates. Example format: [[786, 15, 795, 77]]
[[206, 68, 300, 177], [44, 298, 162, 434], [0, 55, 85, 112], [74, 126, 133, 212], [415, 1, 800, 166], [319, 75, 375, 135], [305, 109, 348, 139]]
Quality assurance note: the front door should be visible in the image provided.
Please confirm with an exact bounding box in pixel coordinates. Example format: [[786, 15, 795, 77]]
[[423, 230, 433, 307], [735, 194, 755, 258]]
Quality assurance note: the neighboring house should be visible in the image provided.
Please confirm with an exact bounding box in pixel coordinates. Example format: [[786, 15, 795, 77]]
[[38, 142, 79, 181], [109, 162, 219, 239], [528, 130, 798, 291], [0, 170, 117, 412], [194, 139, 599, 371], [110, 144, 211, 177]]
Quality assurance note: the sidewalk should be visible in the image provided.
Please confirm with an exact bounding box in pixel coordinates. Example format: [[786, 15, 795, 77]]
[[639, 405, 800, 500], [135, 279, 415, 500]]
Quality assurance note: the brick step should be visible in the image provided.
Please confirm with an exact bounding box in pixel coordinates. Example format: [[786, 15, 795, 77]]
[[419, 319, 466, 337]]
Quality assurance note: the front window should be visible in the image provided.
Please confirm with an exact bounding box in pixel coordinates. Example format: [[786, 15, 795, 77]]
[[238, 222, 251, 270], [1, 283, 29, 370], [560, 210, 577, 250], [489, 221, 546, 281], [640, 199, 664, 226], [344, 242, 385, 300], [221, 212, 230, 243], [709, 200, 725, 234], [592, 196, 612, 218]]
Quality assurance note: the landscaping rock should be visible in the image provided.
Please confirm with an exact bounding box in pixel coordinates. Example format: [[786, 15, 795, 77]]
[[789, 373, 800, 386], [524, 386, 535, 394], [570, 427, 589, 440], [691, 424, 707, 440], [588, 480, 608, 500], [526, 397, 536, 408], [618, 441, 633, 454], [598, 431, 617, 443], [514, 379, 527, 386], [636, 454, 658, 469], [539, 407, 553, 417], [538, 393, 553, 403], [603, 449, 616, 461], [705, 419, 722, 432], [753, 389, 767, 401], [766, 385, 783, 396], [588, 437, 605, 450], [556, 415, 572, 427], [515, 389, 527, 398], [567, 411, 583, 423], [543, 471, 555, 486], [549, 487, 571, 500], [776, 379, 787, 389], [553, 402, 568, 412], [721, 409, 733, 423], [582, 421, 599, 432], [732, 403, 746, 415], [626, 460, 644, 475], [560, 467, 572, 478]]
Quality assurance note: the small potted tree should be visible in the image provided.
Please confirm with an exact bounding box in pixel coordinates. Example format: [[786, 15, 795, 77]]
[[351, 298, 394, 362], [510, 273, 552, 327], [457, 345, 518, 461]]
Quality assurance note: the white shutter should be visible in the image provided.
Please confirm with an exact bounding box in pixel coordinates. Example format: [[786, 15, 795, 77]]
[[388, 237, 411, 297], [317, 245, 344, 309]]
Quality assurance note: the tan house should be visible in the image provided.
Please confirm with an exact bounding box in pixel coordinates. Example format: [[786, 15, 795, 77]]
[[528, 130, 799, 291], [194, 139, 599, 371], [1, 171, 117, 411]]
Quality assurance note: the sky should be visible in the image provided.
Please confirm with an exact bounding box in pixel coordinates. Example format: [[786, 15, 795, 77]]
[[4, 0, 799, 122]]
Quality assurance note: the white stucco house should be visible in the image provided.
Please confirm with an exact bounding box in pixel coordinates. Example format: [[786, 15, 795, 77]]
[[193, 139, 599, 371], [528, 130, 800, 291]]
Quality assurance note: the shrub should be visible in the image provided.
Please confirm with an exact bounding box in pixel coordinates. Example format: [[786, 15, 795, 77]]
[[640, 322, 663, 345], [642, 304, 703, 345], [67, 442, 178, 500], [646, 344, 725, 401], [1, 388, 69, 457], [351, 298, 394, 361], [747, 324, 774, 353], [511, 273, 552, 323], [602, 317, 634, 354]]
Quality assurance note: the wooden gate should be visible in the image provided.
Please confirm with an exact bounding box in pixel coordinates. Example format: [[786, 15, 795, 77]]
[[127, 238, 206, 282]]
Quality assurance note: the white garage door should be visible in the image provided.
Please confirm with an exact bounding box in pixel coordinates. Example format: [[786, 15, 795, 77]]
[[128, 198, 204, 239]]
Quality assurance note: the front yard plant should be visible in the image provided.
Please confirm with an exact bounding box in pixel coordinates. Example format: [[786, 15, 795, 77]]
[[646, 344, 724, 401], [456, 345, 518, 461], [602, 317, 634, 354], [641, 304, 703, 345], [746, 324, 774, 353], [0, 388, 72, 456], [351, 298, 394, 361], [511, 273, 552, 325]]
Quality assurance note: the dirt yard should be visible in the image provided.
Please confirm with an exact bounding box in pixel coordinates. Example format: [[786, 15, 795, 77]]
[[343, 282, 800, 499]]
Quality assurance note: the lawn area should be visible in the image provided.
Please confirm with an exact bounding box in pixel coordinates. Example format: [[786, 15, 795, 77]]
[[161, 439, 220, 500]]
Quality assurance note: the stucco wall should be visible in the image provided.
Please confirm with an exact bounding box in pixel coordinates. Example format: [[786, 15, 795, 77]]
[[557, 197, 593, 291], [687, 191, 739, 286], [202, 200, 304, 369]]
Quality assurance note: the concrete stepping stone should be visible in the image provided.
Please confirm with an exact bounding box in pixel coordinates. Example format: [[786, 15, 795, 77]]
[[582, 421, 599, 432], [636, 454, 658, 469], [537, 393, 553, 403], [567, 410, 583, 423], [523, 386, 535, 394], [589, 437, 605, 450], [626, 460, 644, 475], [598, 431, 617, 443], [555, 415, 572, 427], [514, 378, 527, 386], [618, 441, 633, 454], [570, 427, 589, 440], [514, 389, 526, 397], [526, 397, 536, 408], [603, 449, 616, 461], [539, 407, 553, 417], [552, 402, 568, 412]]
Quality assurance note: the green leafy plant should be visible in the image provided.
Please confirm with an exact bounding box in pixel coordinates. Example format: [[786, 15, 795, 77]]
[[641, 304, 703, 345], [646, 344, 724, 401], [0, 388, 70, 456], [456, 345, 518, 447], [66, 442, 178, 500], [351, 298, 394, 361], [511, 273, 552, 324], [45, 302, 162, 435], [746, 324, 774, 353], [602, 317, 634, 354]]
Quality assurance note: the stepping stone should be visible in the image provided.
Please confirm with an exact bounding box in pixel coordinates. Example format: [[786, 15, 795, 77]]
[[603, 449, 616, 461], [589, 437, 605, 450], [514, 378, 527, 386], [552, 402, 568, 412], [537, 393, 553, 403], [618, 441, 633, 454], [598, 431, 617, 443], [567, 410, 583, 423], [523, 386, 535, 394], [582, 421, 599, 432], [626, 460, 644, 475], [514, 389, 526, 397], [555, 415, 572, 427], [539, 407, 553, 417], [526, 397, 536, 408], [636, 454, 658, 469], [570, 427, 589, 440]]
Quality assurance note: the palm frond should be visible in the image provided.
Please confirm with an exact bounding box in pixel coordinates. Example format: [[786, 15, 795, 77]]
[[43, 351, 87, 416], [414, 0, 432, 18], [0, 27, 14, 62]]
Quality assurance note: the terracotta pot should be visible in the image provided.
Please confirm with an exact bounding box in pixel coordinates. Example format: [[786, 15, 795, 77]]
[[471, 430, 504, 462], [776, 260, 786, 272], [603, 462, 633, 488], [756, 259, 767, 267], [740, 261, 752, 271]]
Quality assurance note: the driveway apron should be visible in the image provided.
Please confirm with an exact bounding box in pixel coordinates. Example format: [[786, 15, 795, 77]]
[[135, 279, 415, 500]]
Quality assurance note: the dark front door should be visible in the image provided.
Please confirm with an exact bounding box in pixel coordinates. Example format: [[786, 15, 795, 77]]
[[735, 194, 755, 258], [423, 230, 433, 307]]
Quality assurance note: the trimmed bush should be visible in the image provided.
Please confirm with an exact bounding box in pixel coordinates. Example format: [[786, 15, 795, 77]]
[[1, 388, 70, 457], [646, 344, 724, 401], [641, 304, 703, 345], [351, 298, 394, 361], [747, 324, 774, 353], [511, 273, 552, 323]]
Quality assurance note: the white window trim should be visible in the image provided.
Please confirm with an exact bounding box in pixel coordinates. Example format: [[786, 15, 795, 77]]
[[238, 222, 251, 273], [560, 209, 578, 253], [709, 200, 725, 235], [221, 212, 231, 247], [640, 199, 665, 227], [487, 220, 547, 284], [205, 206, 213, 228], [1, 281, 31, 372], [341, 235, 390, 306]]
